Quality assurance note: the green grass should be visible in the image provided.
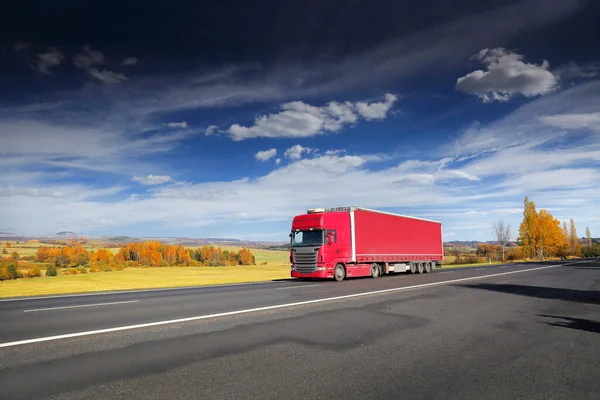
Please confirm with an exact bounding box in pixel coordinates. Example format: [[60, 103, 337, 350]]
[[188, 246, 289, 264], [0, 264, 291, 298]]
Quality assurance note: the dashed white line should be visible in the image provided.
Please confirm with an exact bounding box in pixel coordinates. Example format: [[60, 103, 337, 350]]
[[24, 300, 139, 313], [440, 271, 456, 274], [0, 263, 568, 348]]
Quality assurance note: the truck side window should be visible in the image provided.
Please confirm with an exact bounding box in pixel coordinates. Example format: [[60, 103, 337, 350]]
[[326, 229, 337, 244]]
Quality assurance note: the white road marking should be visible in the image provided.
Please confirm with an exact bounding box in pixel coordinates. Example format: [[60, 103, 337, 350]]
[[0, 281, 281, 302], [0, 263, 570, 348], [24, 300, 140, 313], [277, 284, 320, 290], [475, 268, 484, 271], [440, 271, 456, 274], [499, 266, 508, 269]]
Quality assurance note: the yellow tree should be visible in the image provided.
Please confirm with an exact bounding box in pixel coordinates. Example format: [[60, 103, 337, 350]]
[[176, 245, 191, 266], [569, 219, 580, 256], [586, 227, 592, 249], [556, 221, 570, 259], [519, 197, 538, 258], [536, 210, 563, 259]]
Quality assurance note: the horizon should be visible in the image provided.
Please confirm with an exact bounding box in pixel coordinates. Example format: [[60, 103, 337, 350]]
[[1, 0, 599, 241]]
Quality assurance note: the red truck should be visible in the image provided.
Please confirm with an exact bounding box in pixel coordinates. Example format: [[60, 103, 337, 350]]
[[290, 207, 443, 281]]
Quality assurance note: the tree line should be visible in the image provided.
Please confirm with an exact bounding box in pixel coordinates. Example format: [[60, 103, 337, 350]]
[[0, 242, 257, 280], [516, 196, 597, 259]]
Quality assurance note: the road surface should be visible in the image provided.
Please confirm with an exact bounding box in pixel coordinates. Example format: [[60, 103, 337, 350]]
[[1, 260, 599, 399]]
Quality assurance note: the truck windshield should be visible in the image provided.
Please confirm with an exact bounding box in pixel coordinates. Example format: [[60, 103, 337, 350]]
[[291, 230, 323, 247]]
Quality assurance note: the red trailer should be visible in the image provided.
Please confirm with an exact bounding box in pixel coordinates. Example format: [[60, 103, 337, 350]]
[[290, 207, 443, 281]]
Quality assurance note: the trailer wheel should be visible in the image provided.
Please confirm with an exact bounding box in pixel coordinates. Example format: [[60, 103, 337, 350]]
[[417, 262, 424, 274], [410, 262, 417, 274], [370, 263, 380, 278], [334, 264, 346, 282], [424, 262, 432, 273]]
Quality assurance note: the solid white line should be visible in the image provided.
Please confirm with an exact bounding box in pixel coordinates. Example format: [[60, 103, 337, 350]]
[[499, 266, 508, 269], [277, 284, 319, 290], [23, 300, 140, 313], [0, 264, 568, 348], [475, 268, 484, 271], [440, 271, 456, 274], [0, 280, 281, 302]]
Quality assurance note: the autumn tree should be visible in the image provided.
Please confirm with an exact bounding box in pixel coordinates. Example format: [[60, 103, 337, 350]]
[[569, 219, 580, 256], [493, 220, 511, 262], [519, 197, 538, 259], [536, 210, 563, 259], [238, 248, 255, 265], [586, 227, 592, 249]]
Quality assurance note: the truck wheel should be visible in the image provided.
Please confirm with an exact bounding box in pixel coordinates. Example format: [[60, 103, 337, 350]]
[[410, 262, 417, 274], [424, 262, 432, 273], [370, 263, 380, 278], [334, 264, 346, 282], [417, 262, 424, 274]]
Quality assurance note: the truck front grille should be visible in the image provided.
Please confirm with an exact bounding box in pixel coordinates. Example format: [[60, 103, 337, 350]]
[[293, 248, 318, 273]]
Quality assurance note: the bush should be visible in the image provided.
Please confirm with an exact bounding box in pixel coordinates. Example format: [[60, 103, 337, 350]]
[[28, 266, 42, 278], [46, 264, 58, 277], [77, 266, 88, 274], [2, 248, 8, 254], [5, 263, 19, 280]]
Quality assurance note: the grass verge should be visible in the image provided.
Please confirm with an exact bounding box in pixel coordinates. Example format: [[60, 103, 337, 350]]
[[0, 264, 291, 298]]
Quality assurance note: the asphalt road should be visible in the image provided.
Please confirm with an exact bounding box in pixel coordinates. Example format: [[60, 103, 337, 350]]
[[1, 260, 599, 399]]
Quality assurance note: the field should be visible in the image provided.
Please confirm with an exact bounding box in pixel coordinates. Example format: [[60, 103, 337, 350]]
[[0, 242, 291, 298], [1, 241, 121, 258], [0, 265, 291, 298]]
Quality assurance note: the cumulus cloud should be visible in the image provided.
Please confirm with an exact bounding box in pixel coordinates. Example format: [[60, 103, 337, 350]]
[[255, 148, 277, 161], [13, 41, 29, 52], [73, 45, 105, 69], [132, 174, 172, 185], [32, 48, 64, 74], [89, 68, 127, 84], [356, 93, 398, 120], [284, 144, 315, 160], [166, 121, 188, 129], [455, 48, 558, 102], [225, 93, 397, 140], [275, 158, 281, 165], [121, 57, 139, 66]]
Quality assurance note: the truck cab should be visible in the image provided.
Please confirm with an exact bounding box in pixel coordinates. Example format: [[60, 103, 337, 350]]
[[290, 209, 351, 279]]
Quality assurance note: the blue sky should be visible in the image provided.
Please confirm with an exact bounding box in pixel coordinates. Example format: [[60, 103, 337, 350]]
[[1, 0, 599, 241]]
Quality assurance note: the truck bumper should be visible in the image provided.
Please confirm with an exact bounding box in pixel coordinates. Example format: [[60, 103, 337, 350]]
[[291, 267, 330, 279]]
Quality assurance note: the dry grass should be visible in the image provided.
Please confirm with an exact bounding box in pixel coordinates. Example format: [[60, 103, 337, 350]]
[[0, 264, 291, 298]]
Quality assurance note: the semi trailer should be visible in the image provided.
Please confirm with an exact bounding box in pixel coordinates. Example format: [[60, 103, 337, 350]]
[[290, 207, 443, 281]]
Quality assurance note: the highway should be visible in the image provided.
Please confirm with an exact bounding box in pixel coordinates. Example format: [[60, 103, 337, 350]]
[[1, 260, 599, 400]]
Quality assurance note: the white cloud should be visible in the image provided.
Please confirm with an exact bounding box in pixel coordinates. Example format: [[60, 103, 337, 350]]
[[540, 112, 600, 132], [89, 68, 127, 84], [393, 174, 435, 185], [356, 93, 398, 120], [73, 45, 104, 69], [13, 41, 29, 52], [255, 148, 277, 161], [225, 93, 396, 140], [455, 48, 558, 102], [32, 48, 64, 74], [275, 158, 281, 165], [204, 125, 218, 136], [166, 121, 188, 129], [554, 61, 600, 79], [132, 174, 172, 185], [284, 144, 315, 160], [121, 57, 139, 66]]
